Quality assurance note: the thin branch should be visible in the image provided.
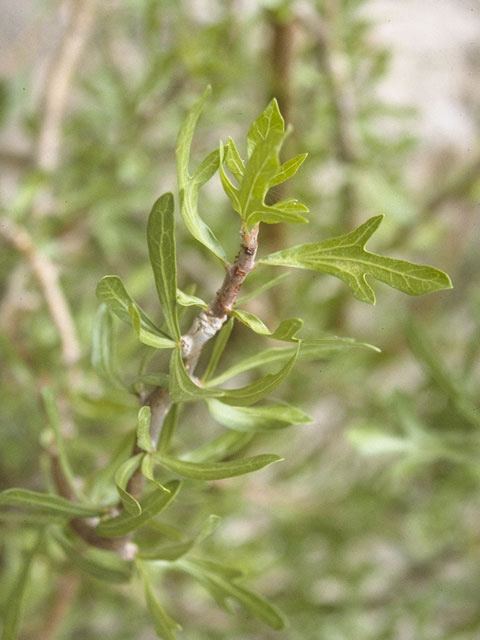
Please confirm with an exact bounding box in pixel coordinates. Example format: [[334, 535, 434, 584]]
[[0, 219, 81, 381]]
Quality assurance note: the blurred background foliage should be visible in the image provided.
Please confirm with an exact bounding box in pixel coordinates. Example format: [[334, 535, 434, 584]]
[[0, 0, 479, 638]]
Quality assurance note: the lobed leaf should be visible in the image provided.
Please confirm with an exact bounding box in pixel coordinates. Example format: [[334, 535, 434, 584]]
[[259, 215, 452, 304], [0, 489, 104, 519], [147, 192, 181, 340], [153, 453, 282, 480], [207, 399, 312, 432], [95, 481, 181, 538]]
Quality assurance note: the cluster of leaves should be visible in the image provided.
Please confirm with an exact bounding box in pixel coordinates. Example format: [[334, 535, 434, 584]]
[[0, 87, 451, 640]]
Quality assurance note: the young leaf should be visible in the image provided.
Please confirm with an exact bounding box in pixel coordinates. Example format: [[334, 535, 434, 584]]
[[179, 557, 287, 630], [140, 566, 181, 640], [1, 532, 43, 640], [91, 304, 124, 388], [157, 403, 181, 454], [208, 337, 379, 386], [141, 455, 170, 493], [247, 98, 285, 157], [42, 387, 82, 499], [232, 310, 303, 342], [259, 215, 452, 304], [135, 373, 170, 388], [95, 480, 181, 538], [114, 453, 144, 516], [269, 153, 308, 188], [136, 406, 153, 452], [53, 530, 132, 584], [0, 489, 104, 519], [176, 288, 207, 309], [202, 317, 234, 383], [138, 515, 220, 561], [169, 346, 225, 403], [176, 86, 226, 262], [96, 275, 166, 335], [224, 136, 244, 181], [207, 399, 312, 432], [181, 431, 254, 463], [217, 346, 299, 406], [129, 304, 176, 349], [147, 192, 181, 340], [153, 453, 282, 480]]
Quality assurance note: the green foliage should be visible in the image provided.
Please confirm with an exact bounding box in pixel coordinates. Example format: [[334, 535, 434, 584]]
[[1, 83, 454, 639]]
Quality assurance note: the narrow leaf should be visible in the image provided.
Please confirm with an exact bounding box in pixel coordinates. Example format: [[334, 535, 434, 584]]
[[1, 532, 43, 640], [96, 481, 181, 538], [202, 317, 234, 383], [217, 346, 299, 407], [147, 192, 181, 340], [53, 530, 132, 583], [236, 272, 290, 305], [176, 86, 226, 261], [153, 453, 282, 480], [114, 453, 144, 516], [157, 404, 180, 454], [141, 567, 181, 640], [0, 489, 103, 519], [96, 275, 165, 335], [169, 346, 225, 403], [209, 337, 379, 386], [176, 288, 207, 308], [232, 310, 303, 342], [269, 153, 308, 188], [224, 136, 244, 181], [182, 431, 254, 463], [259, 215, 452, 304], [207, 399, 312, 432], [91, 304, 124, 388], [129, 304, 176, 349], [42, 387, 81, 499], [137, 406, 153, 452]]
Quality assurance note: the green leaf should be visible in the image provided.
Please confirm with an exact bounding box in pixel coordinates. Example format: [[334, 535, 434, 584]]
[[232, 310, 303, 342], [53, 530, 132, 584], [217, 346, 299, 406], [41, 387, 82, 499], [114, 453, 144, 516], [129, 304, 176, 349], [202, 317, 234, 383], [208, 337, 379, 386], [157, 404, 180, 454], [207, 399, 312, 432], [138, 515, 220, 561], [236, 272, 290, 306], [259, 215, 452, 304], [136, 406, 153, 452], [140, 566, 181, 640], [1, 532, 43, 640], [147, 192, 181, 340], [140, 455, 170, 493], [347, 425, 413, 456], [224, 136, 244, 181], [135, 373, 170, 388], [153, 453, 282, 480], [95, 481, 181, 538], [176, 288, 207, 308], [179, 557, 287, 630], [169, 346, 225, 403], [182, 431, 254, 463], [0, 489, 104, 519], [96, 275, 165, 335], [247, 98, 285, 157], [91, 304, 124, 388], [176, 86, 226, 262], [269, 153, 308, 188]]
